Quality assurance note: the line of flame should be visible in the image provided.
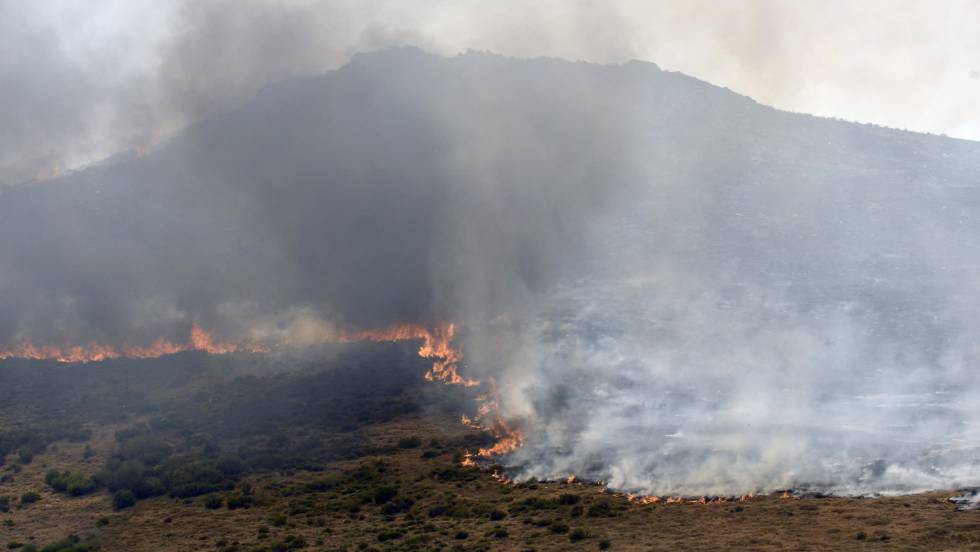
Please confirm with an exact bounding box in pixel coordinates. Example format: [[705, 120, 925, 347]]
[[0, 323, 267, 363]]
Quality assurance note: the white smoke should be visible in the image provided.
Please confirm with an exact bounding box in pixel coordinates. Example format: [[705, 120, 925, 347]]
[[468, 134, 980, 496]]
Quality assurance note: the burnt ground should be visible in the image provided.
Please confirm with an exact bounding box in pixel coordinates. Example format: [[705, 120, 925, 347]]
[[1, 346, 978, 552]]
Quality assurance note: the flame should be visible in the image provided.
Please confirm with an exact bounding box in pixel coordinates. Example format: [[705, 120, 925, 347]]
[[1, 319, 528, 469], [0, 323, 266, 363], [341, 323, 478, 387], [458, 377, 526, 459]]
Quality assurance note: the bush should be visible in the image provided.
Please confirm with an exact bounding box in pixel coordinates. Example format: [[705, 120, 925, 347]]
[[45, 471, 97, 496], [489, 509, 507, 521], [20, 492, 40, 505], [587, 501, 616, 517], [549, 521, 570, 534], [203, 495, 223, 510], [599, 540, 612, 550], [372, 485, 397, 505], [569, 528, 591, 542], [396, 436, 422, 449], [225, 493, 252, 510], [113, 490, 136, 510], [37, 535, 97, 552]]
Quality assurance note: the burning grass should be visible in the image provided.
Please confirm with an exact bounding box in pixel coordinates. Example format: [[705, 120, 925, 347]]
[[1, 346, 978, 551]]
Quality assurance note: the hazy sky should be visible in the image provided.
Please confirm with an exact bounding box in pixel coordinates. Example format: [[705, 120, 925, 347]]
[[2, 0, 978, 185]]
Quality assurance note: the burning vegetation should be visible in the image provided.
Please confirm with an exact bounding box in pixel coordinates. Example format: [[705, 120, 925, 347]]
[[0, 323, 267, 364]]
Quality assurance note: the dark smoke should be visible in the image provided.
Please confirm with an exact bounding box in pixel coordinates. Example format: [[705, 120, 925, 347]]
[[0, 49, 639, 346]]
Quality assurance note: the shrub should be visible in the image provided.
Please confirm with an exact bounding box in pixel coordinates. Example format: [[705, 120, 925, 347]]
[[490, 527, 508, 539], [44, 471, 66, 492], [37, 535, 97, 552], [372, 486, 397, 505], [396, 436, 422, 449], [225, 493, 252, 510], [113, 490, 136, 510], [549, 521, 570, 534], [558, 493, 581, 505], [569, 528, 591, 542], [599, 540, 612, 550], [45, 471, 97, 496], [20, 492, 40, 505], [454, 531, 468, 540], [489, 509, 507, 521], [380, 497, 413, 515], [203, 495, 223, 510], [587, 501, 616, 517]]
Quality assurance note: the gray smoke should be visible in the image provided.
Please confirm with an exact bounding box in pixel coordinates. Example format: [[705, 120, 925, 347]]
[[0, 49, 640, 345], [3, 46, 980, 496]]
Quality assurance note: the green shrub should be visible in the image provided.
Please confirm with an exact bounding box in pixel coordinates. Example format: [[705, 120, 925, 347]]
[[569, 528, 591, 542], [203, 495, 223, 510], [19, 492, 40, 505], [372, 485, 397, 505], [38, 534, 97, 552], [489, 509, 506, 521], [225, 493, 252, 510], [586, 501, 616, 517], [113, 490, 136, 510], [45, 471, 97, 496]]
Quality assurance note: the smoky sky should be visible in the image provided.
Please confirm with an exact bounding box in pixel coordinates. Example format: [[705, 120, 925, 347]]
[[2, 1, 978, 187]]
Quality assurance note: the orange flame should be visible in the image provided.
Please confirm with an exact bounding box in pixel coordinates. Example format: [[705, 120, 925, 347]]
[[0, 323, 266, 363], [341, 323, 478, 387]]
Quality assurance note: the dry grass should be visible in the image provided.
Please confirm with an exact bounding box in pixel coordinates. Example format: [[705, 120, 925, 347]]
[[2, 414, 976, 552]]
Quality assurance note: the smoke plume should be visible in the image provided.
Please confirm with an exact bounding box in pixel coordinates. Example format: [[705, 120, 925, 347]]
[[3, 46, 980, 496]]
